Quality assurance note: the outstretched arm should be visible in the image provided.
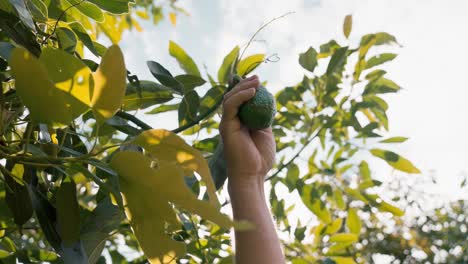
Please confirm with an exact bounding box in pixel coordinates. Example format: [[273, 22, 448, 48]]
[[220, 75, 285, 264]]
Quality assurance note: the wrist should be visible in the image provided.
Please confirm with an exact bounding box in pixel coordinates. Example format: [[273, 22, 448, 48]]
[[227, 173, 265, 197]]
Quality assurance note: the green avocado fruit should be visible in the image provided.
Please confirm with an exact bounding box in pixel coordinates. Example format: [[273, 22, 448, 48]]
[[238, 85, 276, 129]]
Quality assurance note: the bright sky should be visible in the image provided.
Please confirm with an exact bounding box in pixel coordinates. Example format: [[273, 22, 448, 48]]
[[119, 0, 468, 203]]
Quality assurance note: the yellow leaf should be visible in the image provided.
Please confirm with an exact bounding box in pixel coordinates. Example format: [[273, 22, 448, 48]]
[[347, 208, 362, 234], [91, 45, 126, 122], [169, 12, 177, 26], [329, 233, 358, 243], [9, 48, 72, 127], [132, 129, 218, 206], [237, 54, 265, 76], [343, 15, 352, 38], [325, 218, 343, 234], [40, 48, 93, 118], [332, 257, 356, 264], [110, 151, 234, 263]]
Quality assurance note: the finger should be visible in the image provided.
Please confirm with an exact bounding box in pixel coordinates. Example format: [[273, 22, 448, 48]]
[[224, 76, 259, 101], [222, 88, 256, 121]]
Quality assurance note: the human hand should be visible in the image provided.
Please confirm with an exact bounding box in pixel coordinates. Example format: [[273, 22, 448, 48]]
[[219, 75, 276, 187]]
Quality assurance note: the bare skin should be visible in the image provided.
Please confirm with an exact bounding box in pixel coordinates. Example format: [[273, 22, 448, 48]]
[[220, 75, 285, 264]]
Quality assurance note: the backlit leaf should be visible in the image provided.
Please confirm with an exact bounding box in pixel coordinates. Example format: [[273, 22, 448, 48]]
[[63, 0, 104, 22], [301, 185, 331, 224], [10, 48, 72, 126], [325, 218, 343, 235], [370, 149, 420, 173], [218, 46, 239, 83], [110, 150, 234, 262], [237, 54, 265, 77], [359, 161, 371, 182], [145, 104, 179, 115], [169, 12, 176, 25], [132, 129, 219, 205], [91, 45, 127, 123], [331, 257, 357, 264], [199, 85, 225, 113], [40, 48, 92, 118], [169, 41, 201, 77]]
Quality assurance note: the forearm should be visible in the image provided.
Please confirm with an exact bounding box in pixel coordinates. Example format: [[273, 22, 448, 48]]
[[228, 175, 285, 264]]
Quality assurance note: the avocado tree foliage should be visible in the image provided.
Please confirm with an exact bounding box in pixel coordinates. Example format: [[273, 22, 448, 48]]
[[1, 1, 458, 263]]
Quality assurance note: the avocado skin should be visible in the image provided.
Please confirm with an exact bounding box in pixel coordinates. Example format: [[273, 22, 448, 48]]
[[238, 86, 276, 130]]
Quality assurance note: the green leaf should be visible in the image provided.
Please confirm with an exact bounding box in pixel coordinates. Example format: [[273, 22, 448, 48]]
[[298, 47, 318, 72], [91, 45, 127, 123], [365, 53, 397, 69], [178, 90, 200, 125], [56, 177, 80, 246], [326, 47, 348, 76], [276, 87, 302, 106], [26, 0, 48, 22], [169, 41, 201, 77], [359, 161, 371, 182], [370, 148, 421, 173], [329, 233, 358, 243], [364, 77, 401, 94], [237, 54, 265, 76], [199, 85, 225, 113], [301, 185, 331, 224], [147, 61, 184, 94], [375, 32, 399, 45], [63, 0, 104, 22], [285, 164, 300, 192], [69, 22, 104, 57], [209, 142, 228, 190], [343, 14, 352, 38], [331, 257, 357, 264], [218, 46, 240, 83], [123, 80, 174, 111], [56, 27, 77, 53], [319, 40, 340, 58], [379, 137, 408, 143], [145, 104, 179, 115], [8, 0, 35, 29], [86, 0, 130, 14], [174, 74, 206, 92], [346, 208, 361, 234]]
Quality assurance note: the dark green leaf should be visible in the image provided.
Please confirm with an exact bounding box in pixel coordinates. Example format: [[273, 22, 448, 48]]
[[8, 0, 35, 29], [178, 90, 200, 125], [56, 27, 77, 53], [4, 162, 33, 227], [364, 77, 401, 94], [56, 177, 80, 246], [69, 22, 103, 57], [123, 80, 174, 111], [299, 47, 318, 72], [319, 40, 340, 58], [326, 47, 348, 76], [175, 74, 206, 92], [146, 61, 184, 94], [0, 42, 15, 61], [26, 0, 48, 22]]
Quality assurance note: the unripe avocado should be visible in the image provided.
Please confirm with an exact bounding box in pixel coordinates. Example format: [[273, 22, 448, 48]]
[[238, 85, 276, 129]]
